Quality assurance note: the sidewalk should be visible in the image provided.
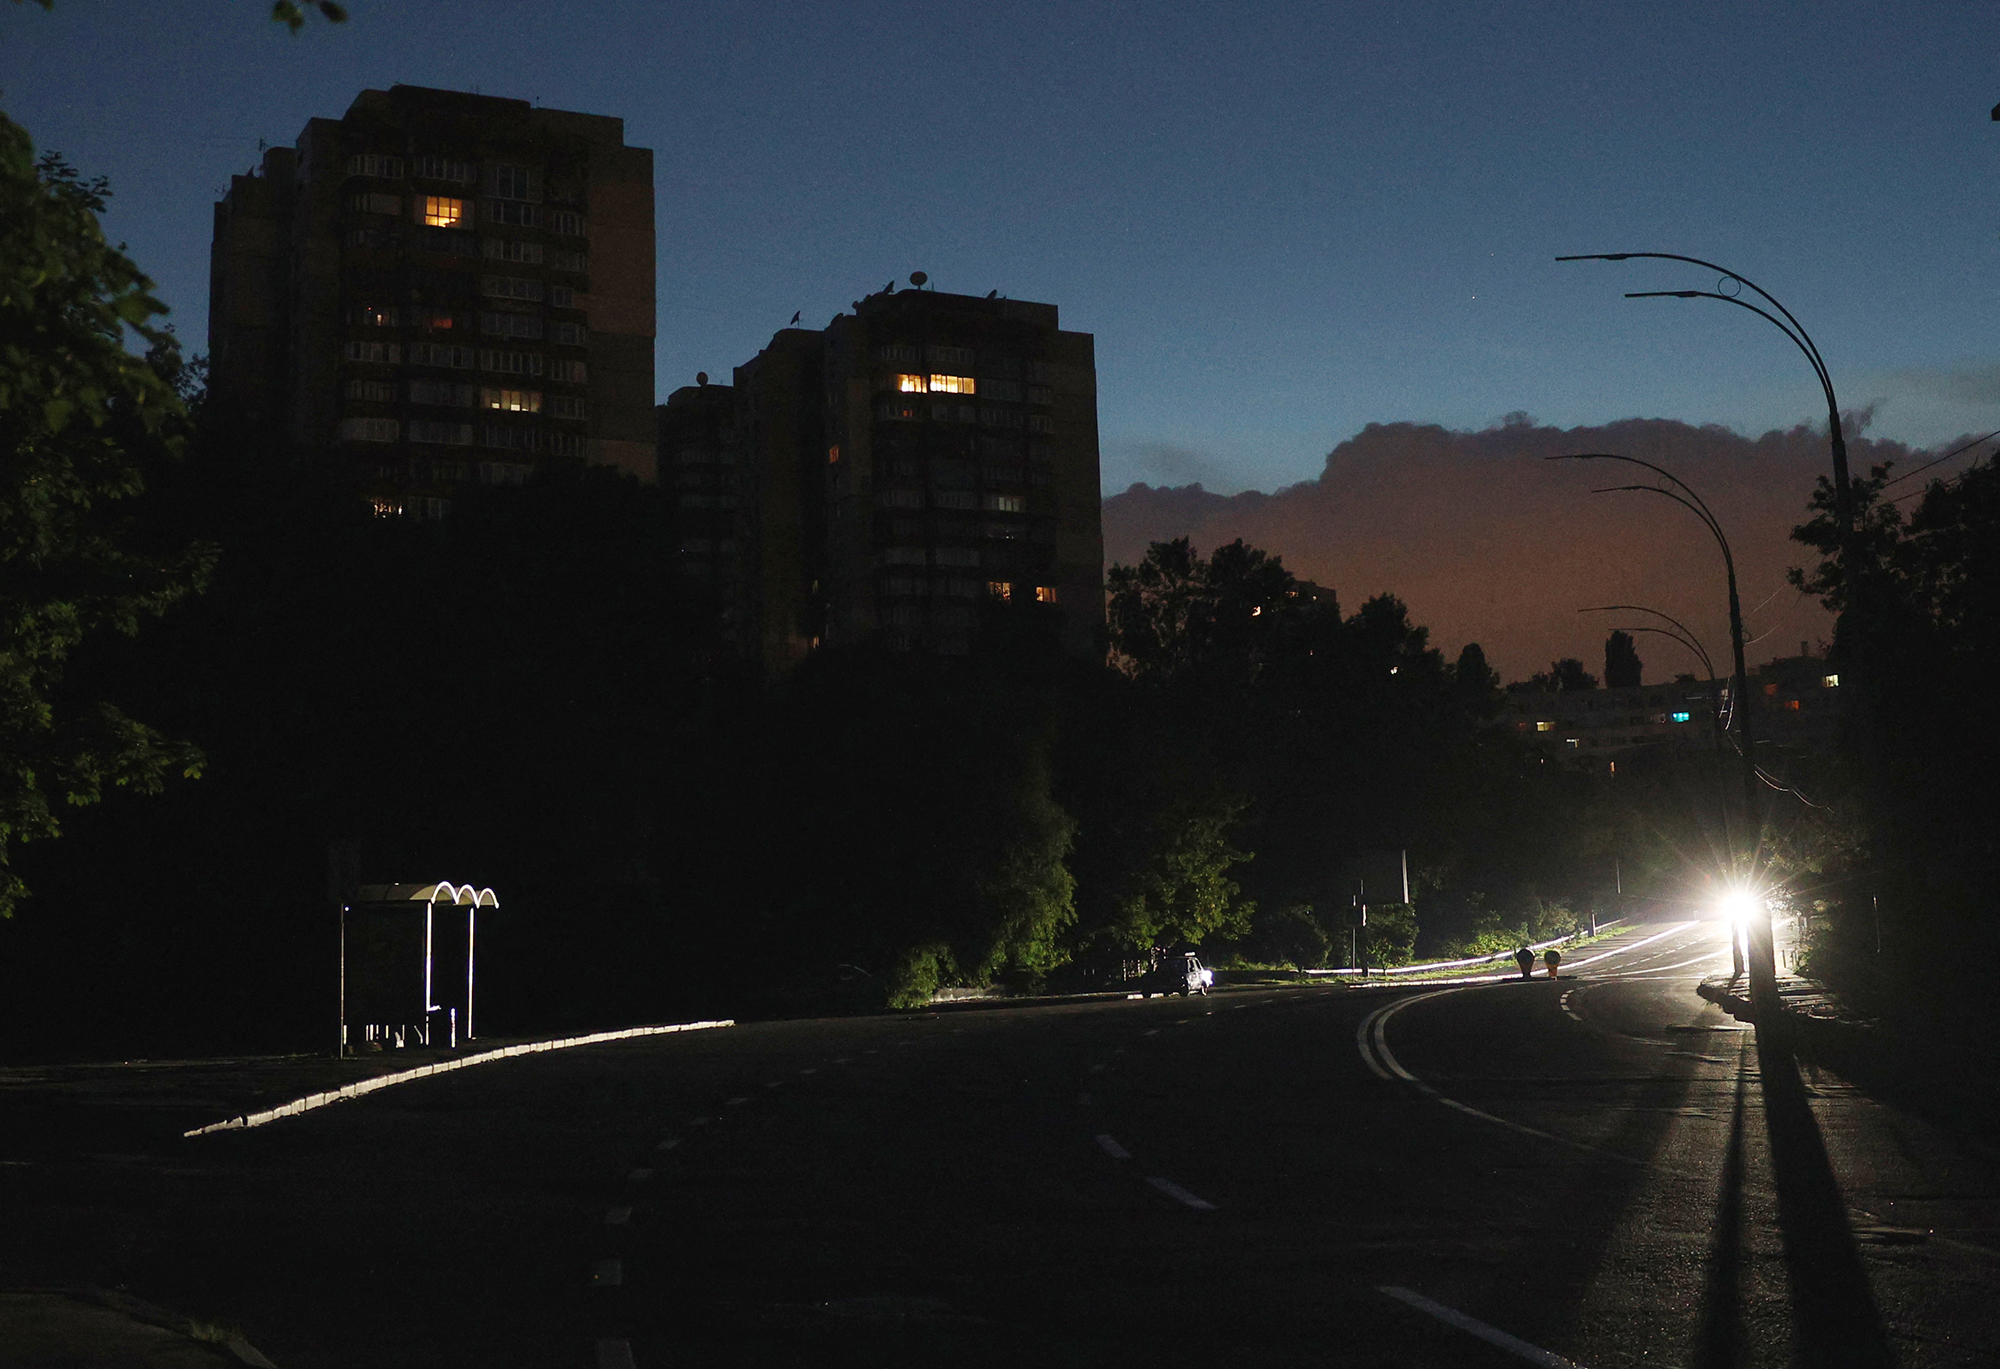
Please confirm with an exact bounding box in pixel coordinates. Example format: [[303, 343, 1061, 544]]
[[0, 1288, 278, 1368]]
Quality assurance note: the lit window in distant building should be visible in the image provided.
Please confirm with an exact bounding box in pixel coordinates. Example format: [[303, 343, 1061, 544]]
[[1565, 737, 1580, 748], [1822, 674, 1839, 687], [1785, 699, 1801, 711], [1535, 721, 1554, 732], [983, 493, 1026, 513], [423, 196, 467, 227], [988, 580, 1012, 601], [828, 445, 841, 465], [1671, 711, 1692, 722], [929, 374, 975, 394], [1763, 682, 1779, 696], [1034, 585, 1057, 603], [481, 387, 542, 413], [895, 374, 928, 393]]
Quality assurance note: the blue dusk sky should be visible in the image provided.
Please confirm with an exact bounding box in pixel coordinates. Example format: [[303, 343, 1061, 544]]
[[5, 0, 1999, 496]]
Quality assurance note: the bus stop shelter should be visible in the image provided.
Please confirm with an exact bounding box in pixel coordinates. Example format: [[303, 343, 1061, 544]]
[[340, 881, 496, 1054]]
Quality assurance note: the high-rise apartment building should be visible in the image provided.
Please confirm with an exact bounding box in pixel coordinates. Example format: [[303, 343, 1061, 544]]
[[709, 285, 1104, 673], [209, 85, 656, 512]]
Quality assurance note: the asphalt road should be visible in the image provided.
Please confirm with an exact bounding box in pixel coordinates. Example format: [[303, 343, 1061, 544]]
[[8, 918, 1998, 1367]]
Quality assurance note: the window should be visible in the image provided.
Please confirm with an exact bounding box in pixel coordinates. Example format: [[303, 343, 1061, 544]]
[[547, 359, 587, 383], [981, 407, 1024, 429], [408, 420, 475, 445], [547, 395, 588, 420], [934, 490, 975, 510], [929, 345, 975, 371], [1034, 585, 1058, 604], [1785, 699, 1801, 711], [343, 341, 400, 364], [479, 349, 544, 376], [987, 580, 1012, 601], [421, 196, 468, 228], [1535, 720, 1555, 732], [346, 379, 397, 403], [480, 275, 544, 302], [487, 200, 534, 227], [481, 387, 542, 413], [937, 402, 976, 424], [982, 493, 1026, 513], [879, 547, 928, 567], [1027, 384, 1053, 406], [347, 154, 403, 179], [357, 305, 398, 327], [408, 379, 475, 406], [827, 444, 842, 465], [1565, 737, 1581, 749], [876, 489, 923, 510], [980, 377, 1023, 402], [549, 209, 585, 237], [478, 461, 534, 486], [414, 155, 474, 183], [480, 311, 544, 339], [409, 343, 476, 369], [986, 522, 1023, 540], [895, 374, 928, 393], [350, 192, 402, 217], [482, 238, 545, 265], [338, 416, 399, 443], [482, 425, 543, 451], [1027, 360, 1053, 383], [551, 249, 589, 273], [934, 547, 979, 568], [548, 432, 587, 457], [551, 321, 587, 346], [929, 374, 975, 395], [548, 284, 575, 308], [418, 227, 477, 256], [876, 343, 919, 367], [1822, 674, 1840, 688], [876, 400, 921, 421], [492, 163, 535, 200], [345, 228, 390, 249], [1026, 414, 1055, 434]]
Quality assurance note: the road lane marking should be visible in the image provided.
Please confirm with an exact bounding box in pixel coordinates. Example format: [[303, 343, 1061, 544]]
[[1143, 1028, 1161, 1037], [656, 1138, 680, 1151], [1377, 1286, 1584, 1367], [689, 1117, 713, 1126], [596, 1338, 637, 1369], [626, 1168, 653, 1183], [764, 1081, 784, 1089], [1096, 1134, 1132, 1161], [832, 1057, 852, 1064], [604, 1207, 631, 1225], [592, 1259, 623, 1287], [798, 1067, 817, 1075], [1089, 1063, 1107, 1073], [1559, 990, 1584, 1023], [182, 1019, 736, 1137], [1564, 921, 1699, 969], [1146, 1176, 1217, 1211], [724, 1096, 748, 1106], [1358, 992, 1638, 1163]]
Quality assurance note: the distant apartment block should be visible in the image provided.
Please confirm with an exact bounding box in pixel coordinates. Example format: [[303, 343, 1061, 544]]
[[209, 85, 656, 513], [682, 284, 1104, 673]]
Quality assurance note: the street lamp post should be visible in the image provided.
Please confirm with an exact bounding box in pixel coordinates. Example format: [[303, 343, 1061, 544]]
[[1549, 453, 1778, 1019]]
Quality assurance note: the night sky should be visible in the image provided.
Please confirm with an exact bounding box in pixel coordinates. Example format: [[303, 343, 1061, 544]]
[[4, 2, 1996, 671]]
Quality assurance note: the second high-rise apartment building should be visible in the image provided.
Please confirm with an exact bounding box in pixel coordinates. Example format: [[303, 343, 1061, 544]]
[[209, 85, 655, 512]]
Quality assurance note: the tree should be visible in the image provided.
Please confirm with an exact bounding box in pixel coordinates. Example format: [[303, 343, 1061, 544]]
[[1603, 630, 1642, 688], [1523, 658, 1598, 692], [1105, 537, 1295, 685], [1251, 903, 1328, 974], [0, 119, 211, 917]]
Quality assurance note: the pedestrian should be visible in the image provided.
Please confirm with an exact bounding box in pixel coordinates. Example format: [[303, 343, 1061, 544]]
[[1544, 947, 1562, 979], [1514, 945, 1534, 980]]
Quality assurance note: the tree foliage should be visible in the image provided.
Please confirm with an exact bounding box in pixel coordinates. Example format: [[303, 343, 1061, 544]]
[[1603, 630, 1642, 688], [0, 117, 210, 917]]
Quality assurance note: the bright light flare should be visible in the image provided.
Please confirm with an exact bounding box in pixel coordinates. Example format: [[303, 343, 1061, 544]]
[[1717, 886, 1759, 929]]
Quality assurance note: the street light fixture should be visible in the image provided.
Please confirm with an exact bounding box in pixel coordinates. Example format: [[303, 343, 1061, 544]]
[[1548, 452, 1778, 1017]]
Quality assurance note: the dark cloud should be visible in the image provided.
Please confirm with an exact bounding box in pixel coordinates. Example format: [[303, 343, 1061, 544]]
[[1104, 417, 1929, 682]]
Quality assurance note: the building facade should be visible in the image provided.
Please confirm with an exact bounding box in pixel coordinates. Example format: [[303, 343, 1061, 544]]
[[708, 285, 1104, 674], [209, 85, 656, 512]]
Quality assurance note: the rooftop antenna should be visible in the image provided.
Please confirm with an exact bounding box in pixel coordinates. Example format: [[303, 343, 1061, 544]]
[[696, 372, 708, 387], [986, 289, 997, 299], [910, 271, 928, 290]]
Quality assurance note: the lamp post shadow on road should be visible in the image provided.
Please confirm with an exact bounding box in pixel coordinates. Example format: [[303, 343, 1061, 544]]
[[1547, 452, 1777, 1019]]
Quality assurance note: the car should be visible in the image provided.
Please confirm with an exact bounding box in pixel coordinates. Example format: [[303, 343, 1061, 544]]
[[1138, 951, 1213, 997]]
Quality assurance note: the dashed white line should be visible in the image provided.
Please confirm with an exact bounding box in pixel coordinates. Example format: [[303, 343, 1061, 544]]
[[1142, 1028, 1161, 1037], [724, 1096, 748, 1106], [655, 1138, 680, 1152], [798, 1067, 817, 1075], [688, 1117, 712, 1127], [1145, 1175, 1217, 1211], [591, 1258, 623, 1287], [595, 1337, 637, 1369], [1559, 989, 1584, 1023], [1096, 1134, 1132, 1161], [604, 1206, 631, 1225], [832, 1057, 852, 1064], [1378, 1286, 1584, 1366], [626, 1168, 653, 1184], [764, 1081, 784, 1089]]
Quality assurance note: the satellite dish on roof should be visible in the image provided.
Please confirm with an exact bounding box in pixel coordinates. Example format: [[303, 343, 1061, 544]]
[[696, 372, 708, 386], [910, 271, 928, 287]]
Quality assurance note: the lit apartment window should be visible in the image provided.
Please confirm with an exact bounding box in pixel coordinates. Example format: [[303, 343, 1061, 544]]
[[895, 374, 928, 393], [357, 305, 398, 327], [419, 196, 466, 228], [347, 154, 404, 179], [982, 493, 1026, 513], [338, 416, 399, 443], [929, 374, 976, 395], [1785, 699, 1801, 711], [547, 359, 586, 383], [1822, 674, 1840, 687], [987, 580, 1012, 601], [549, 209, 586, 237], [827, 445, 842, 465], [371, 498, 403, 518], [1535, 720, 1554, 732], [481, 387, 542, 413], [412, 310, 456, 332], [1034, 585, 1058, 604], [1565, 737, 1581, 748]]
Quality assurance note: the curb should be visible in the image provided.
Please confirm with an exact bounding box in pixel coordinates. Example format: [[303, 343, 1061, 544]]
[[182, 1019, 733, 1138]]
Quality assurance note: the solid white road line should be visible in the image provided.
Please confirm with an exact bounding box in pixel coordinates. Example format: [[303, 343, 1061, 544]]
[[182, 1019, 736, 1137], [1096, 1134, 1131, 1161], [1377, 1286, 1586, 1367], [595, 1338, 637, 1369], [1146, 1175, 1217, 1211], [605, 1206, 631, 1225], [592, 1259, 623, 1287], [1564, 922, 1700, 969]]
